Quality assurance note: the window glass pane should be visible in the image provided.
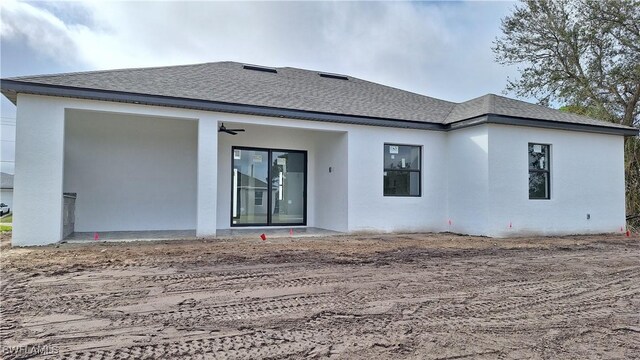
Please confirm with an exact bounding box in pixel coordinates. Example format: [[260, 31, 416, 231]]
[[409, 171, 420, 196], [233, 149, 269, 225], [529, 171, 549, 199], [528, 144, 549, 170], [254, 191, 263, 206], [384, 171, 420, 196], [384, 145, 420, 170], [270, 151, 305, 224]]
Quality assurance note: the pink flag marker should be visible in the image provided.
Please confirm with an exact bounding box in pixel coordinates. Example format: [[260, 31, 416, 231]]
[[94, 232, 99, 241]]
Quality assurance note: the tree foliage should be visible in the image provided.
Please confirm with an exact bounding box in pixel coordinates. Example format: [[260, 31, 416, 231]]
[[493, 0, 640, 225], [626, 137, 640, 226]]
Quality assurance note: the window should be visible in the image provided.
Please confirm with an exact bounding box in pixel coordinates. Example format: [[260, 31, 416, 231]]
[[384, 144, 421, 196], [254, 191, 264, 206], [528, 143, 550, 199]]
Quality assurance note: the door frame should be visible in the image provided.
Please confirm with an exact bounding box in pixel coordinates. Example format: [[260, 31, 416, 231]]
[[230, 146, 308, 227]]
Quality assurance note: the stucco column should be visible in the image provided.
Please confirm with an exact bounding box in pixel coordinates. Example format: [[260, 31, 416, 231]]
[[196, 117, 218, 237], [12, 95, 65, 246]]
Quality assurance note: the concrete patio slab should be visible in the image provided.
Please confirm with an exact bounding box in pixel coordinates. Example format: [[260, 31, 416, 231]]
[[64, 227, 340, 243]]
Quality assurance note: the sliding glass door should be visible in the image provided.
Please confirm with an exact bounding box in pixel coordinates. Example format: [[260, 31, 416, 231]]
[[232, 147, 306, 226]]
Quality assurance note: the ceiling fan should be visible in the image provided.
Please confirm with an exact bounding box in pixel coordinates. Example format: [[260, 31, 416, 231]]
[[218, 123, 245, 135]]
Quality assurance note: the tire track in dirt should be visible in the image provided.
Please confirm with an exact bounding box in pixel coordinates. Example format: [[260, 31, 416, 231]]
[[104, 294, 338, 327], [52, 329, 329, 360], [406, 268, 640, 332]]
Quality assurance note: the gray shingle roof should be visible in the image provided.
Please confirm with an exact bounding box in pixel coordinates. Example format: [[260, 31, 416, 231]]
[[445, 94, 633, 129], [3, 61, 456, 124], [0, 172, 13, 189], [1, 61, 636, 133]]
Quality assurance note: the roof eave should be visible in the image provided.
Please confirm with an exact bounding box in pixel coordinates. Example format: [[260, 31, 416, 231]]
[[448, 114, 638, 137], [2, 79, 636, 136], [0, 79, 446, 131]]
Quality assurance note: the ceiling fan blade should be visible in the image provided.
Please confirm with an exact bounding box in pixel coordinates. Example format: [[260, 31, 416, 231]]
[[218, 123, 243, 135]]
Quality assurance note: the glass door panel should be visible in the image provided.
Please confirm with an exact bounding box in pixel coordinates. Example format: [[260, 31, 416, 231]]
[[232, 149, 269, 225], [270, 151, 305, 225]]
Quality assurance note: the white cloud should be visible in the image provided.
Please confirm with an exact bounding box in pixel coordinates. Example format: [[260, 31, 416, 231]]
[[1, 0, 518, 101], [0, 0, 522, 174], [0, 0, 81, 63]]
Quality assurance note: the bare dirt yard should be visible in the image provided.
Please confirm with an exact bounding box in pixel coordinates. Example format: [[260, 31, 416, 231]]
[[1, 232, 639, 359]]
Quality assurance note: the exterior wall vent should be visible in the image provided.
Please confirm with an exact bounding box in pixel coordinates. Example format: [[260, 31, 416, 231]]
[[242, 64, 277, 73], [319, 72, 349, 80]]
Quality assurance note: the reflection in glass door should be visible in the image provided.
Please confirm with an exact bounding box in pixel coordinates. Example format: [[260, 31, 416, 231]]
[[231, 147, 306, 226], [232, 149, 269, 225], [271, 151, 306, 225]]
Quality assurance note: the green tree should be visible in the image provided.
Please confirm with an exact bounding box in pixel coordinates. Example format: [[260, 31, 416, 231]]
[[493, 0, 640, 225]]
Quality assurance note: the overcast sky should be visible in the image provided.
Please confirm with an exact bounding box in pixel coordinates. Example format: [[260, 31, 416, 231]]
[[0, 0, 520, 174]]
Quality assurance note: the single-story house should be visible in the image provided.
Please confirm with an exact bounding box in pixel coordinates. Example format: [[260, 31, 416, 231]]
[[0, 172, 13, 214], [1, 62, 637, 246]]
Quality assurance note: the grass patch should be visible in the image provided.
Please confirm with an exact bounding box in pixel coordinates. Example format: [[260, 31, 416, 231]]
[[1, 213, 12, 223], [0, 224, 11, 231]]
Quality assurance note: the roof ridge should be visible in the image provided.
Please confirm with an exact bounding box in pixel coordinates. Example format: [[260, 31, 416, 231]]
[[443, 93, 494, 123], [442, 103, 457, 121], [486, 93, 498, 113]]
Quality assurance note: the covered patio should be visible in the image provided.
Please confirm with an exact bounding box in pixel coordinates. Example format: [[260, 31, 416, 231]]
[[58, 108, 348, 243], [216, 121, 348, 232], [63, 109, 199, 236], [10, 91, 353, 246]]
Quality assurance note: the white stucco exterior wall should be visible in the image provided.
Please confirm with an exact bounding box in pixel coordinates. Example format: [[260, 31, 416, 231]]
[[64, 110, 198, 232], [197, 116, 219, 237], [314, 132, 348, 232], [216, 120, 448, 234], [446, 125, 489, 236], [487, 124, 626, 237], [347, 126, 448, 233], [12, 95, 66, 246], [8, 94, 629, 245]]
